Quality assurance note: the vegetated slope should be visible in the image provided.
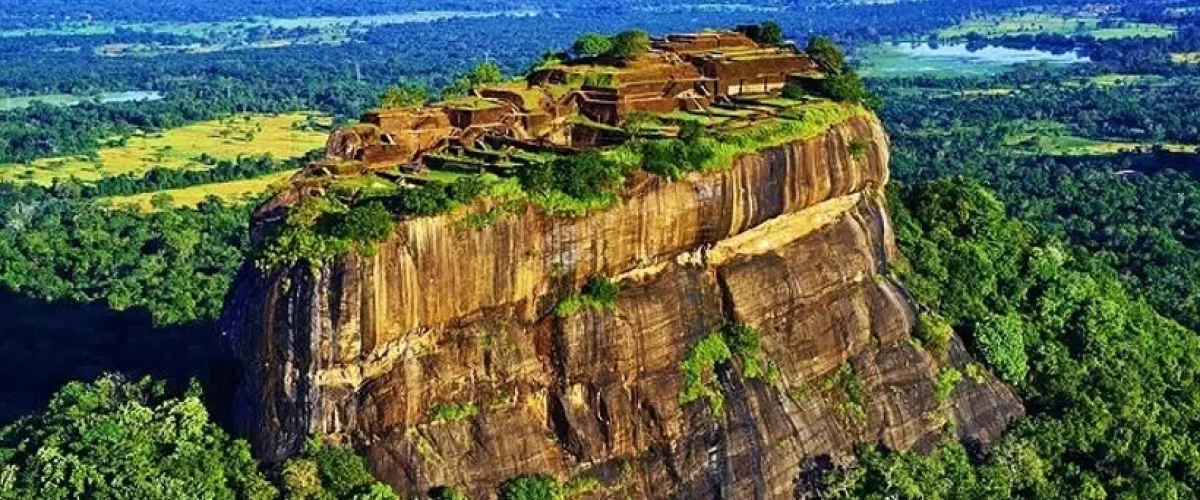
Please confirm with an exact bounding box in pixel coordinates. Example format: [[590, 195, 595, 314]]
[[826, 179, 1200, 498], [221, 114, 1024, 498]]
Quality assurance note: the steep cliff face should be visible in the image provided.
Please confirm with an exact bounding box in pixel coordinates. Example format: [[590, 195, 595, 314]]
[[222, 115, 1024, 498]]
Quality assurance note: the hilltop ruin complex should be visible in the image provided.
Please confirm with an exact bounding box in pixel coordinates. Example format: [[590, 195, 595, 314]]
[[226, 26, 1024, 499], [312, 29, 826, 180]]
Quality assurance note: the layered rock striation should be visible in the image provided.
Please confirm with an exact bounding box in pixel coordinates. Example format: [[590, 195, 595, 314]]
[[222, 114, 1023, 498]]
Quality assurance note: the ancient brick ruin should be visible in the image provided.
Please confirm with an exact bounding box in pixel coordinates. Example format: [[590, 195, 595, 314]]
[[305, 29, 828, 180]]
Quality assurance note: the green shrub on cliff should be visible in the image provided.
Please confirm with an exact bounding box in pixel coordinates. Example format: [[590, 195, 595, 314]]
[[722, 323, 768, 380], [826, 364, 866, 423], [781, 82, 807, 100], [679, 331, 733, 413], [257, 196, 396, 271], [555, 276, 620, 317], [848, 139, 869, 160], [679, 323, 772, 413], [498, 473, 562, 500], [744, 20, 785, 46], [517, 150, 626, 215], [429, 402, 479, 424], [638, 136, 715, 180], [563, 476, 599, 497], [279, 437, 396, 500], [821, 71, 873, 105], [258, 176, 496, 270], [914, 311, 952, 358], [442, 62, 504, 98], [935, 367, 962, 403]]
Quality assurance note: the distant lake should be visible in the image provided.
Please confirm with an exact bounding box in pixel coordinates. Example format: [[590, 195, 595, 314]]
[[0, 90, 164, 111], [859, 42, 1090, 77]]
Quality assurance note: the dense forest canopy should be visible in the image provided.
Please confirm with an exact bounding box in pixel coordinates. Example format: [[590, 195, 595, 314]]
[[0, 0, 1098, 27]]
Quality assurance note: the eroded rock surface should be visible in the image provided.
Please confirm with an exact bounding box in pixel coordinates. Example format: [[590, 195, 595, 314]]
[[222, 115, 1023, 498]]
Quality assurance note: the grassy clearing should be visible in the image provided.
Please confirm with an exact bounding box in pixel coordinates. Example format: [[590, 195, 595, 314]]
[[917, 88, 1016, 98], [1172, 52, 1200, 64], [939, 13, 1175, 40], [1037, 136, 1197, 156], [956, 88, 1016, 96], [1081, 74, 1165, 86], [1003, 120, 1198, 155], [0, 112, 329, 185], [105, 170, 297, 211]]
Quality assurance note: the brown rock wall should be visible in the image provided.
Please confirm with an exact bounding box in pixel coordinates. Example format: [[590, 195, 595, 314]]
[[222, 113, 1023, 499]]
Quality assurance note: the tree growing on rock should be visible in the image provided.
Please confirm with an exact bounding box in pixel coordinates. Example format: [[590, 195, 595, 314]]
[[740, 20, 785, 45], [379, 83, 428, 109], [442, 61, 505, 98], [806, 36, 846, 73], [572, 32, 614, 57], [758, 20, 785, 45], [607, 29, 650, 60]]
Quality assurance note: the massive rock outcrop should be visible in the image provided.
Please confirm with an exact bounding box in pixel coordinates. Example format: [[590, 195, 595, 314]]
[[222, 114, 1023, 498]]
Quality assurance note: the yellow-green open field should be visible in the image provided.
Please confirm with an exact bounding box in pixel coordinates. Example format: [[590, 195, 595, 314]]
[[1035, 137, 1197, 156], [0, 113, 329, 185], [1003, 120, 1197, 155], [940, 13, 1175, 40], [105, 169, 298, 211], [1082, 74, 1164, 86], [1172, 52, 1200, 64]]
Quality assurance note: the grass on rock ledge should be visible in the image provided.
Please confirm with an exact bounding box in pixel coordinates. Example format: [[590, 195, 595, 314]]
[[257, 102, 869, 271]]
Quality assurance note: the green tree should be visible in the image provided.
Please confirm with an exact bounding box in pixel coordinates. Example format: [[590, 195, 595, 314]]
[[758, 20, 785, 45], [150, 192, 175, 210], [806, 36, 846, 73], [378, 83, 428, 109], [466, 61, 504, 86], [556, 151, 623, 200], [328, 202, 396, 251], [821, 70, 871, 104], [442, 62, 504, 98], [607, 30, 650, 60], [641, 140, 686, 180], [837, 179, 1200, 498], [973, 312, 1028, 385], [0, 375, 277, 500], [279, 437, 397, 500], [572, 32, 613, 57]]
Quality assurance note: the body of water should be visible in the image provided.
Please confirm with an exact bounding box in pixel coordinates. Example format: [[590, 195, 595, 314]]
[[860, 42, 1089, 77], [0, 90, 165, 111]]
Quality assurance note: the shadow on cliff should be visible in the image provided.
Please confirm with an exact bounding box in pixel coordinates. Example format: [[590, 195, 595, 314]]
[[0, 287, 239, 427]]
